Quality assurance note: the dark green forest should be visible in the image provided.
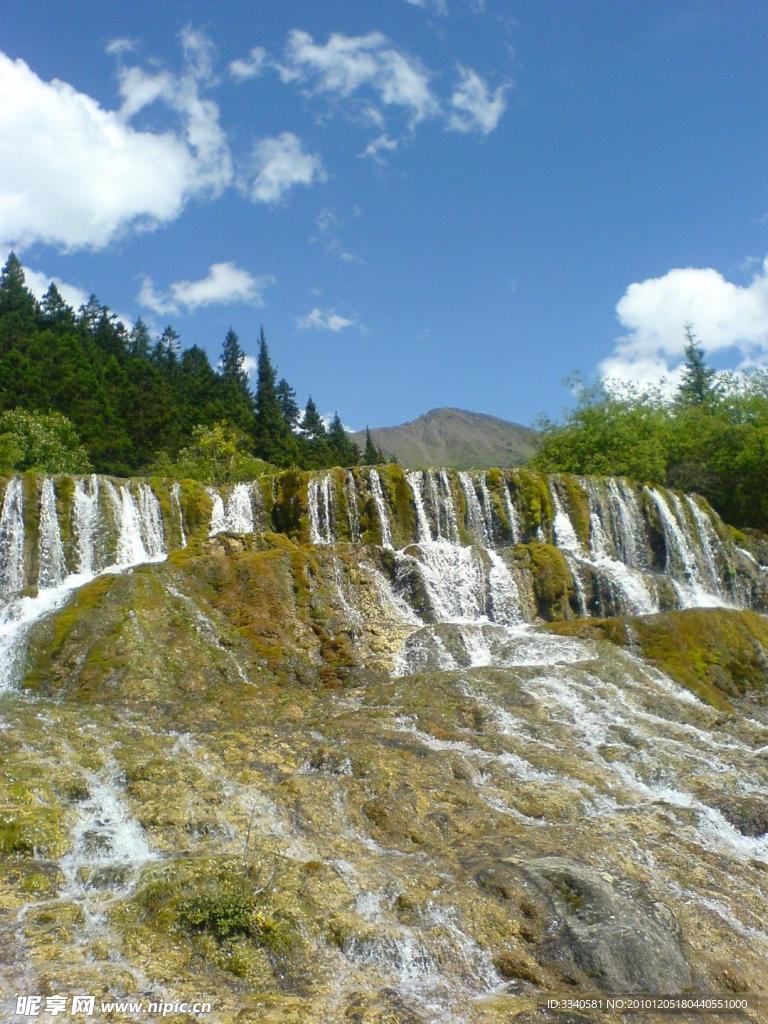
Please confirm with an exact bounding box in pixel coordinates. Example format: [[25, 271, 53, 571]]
[[0, 253, 385, 479]]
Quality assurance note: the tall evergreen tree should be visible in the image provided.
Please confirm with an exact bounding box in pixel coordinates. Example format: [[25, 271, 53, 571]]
[[218, 327, 255, 433], [363, 426, 384, 465], [0, 252, 36, 317], [276, 377, 300, 429], [678, 324, 717, 405], [301, 396, 325, 440], [40, 283, 74, 328], [253, 329, 296, 465], [327, 412, 361, 466]]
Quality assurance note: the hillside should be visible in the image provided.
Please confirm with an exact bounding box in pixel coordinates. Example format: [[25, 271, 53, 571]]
[[351, 406, 539, 469]]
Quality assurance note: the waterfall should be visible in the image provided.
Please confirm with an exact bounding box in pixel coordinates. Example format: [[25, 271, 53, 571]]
[[437, 470, 460, 542], [206, 483, 256, 536], [647, 487, 716, 606], [0, 478, 25, 599], [685, 496, 727, 598], [308, 475, 334, 545], [550, 484, 583, 555], [37, 478, 67, 589], [606, 479, 648, 568], [369, 470, 393, 548], [137, 483, 165, 560], [502, 480, 522, 544], [171, 482, 187, 548], [458, 472, 492, 546], [407, 471, 432, 542], [73, 476, 100, 575], [344, 471, 361, 541], [105, 482, 149, 566]]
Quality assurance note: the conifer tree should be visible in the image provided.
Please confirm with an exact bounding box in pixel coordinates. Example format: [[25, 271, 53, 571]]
[[221, 328, 250, 393], [0, 252, 36, 317], [327, 412, 361, 466], [276, 377, 300, 429], [40, 283, 74, 327], [301, 396, 325, 439], [677, 324, 717, 405], [363, 426, 384, 465], [128, 318, 152, 358], [253, 329, 296, 465]]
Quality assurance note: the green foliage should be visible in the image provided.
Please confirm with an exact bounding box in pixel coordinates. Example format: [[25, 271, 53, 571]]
[[363, 426, 386, 465], [0, 408, 91, 473], [0, 264, 363, 475], [531, 367, 768, 530], [161, 422, 273, 483]]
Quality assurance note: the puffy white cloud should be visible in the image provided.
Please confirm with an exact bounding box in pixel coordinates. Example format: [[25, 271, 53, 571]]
[[242, 354, 258, 375], [0, 52, 198, 252], [138, 262, 274, 315], [296, 307, 354, 331], [229, 47, 267, 81], [245, 132, 326, 204], [600, 258, 768, 388], [282, 30, 438, 124], [105, 37, 137, 56], [448, 66, 508, 134], [0, 27, 234, 253]]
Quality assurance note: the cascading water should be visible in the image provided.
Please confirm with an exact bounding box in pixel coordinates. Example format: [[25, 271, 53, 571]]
[[171, 481, 187, 548], [0, 478, 25, 600], [309, 474, 334, 545], [37, 478, 66, 589], [73, 475, 101, 575], [368, 469, 393, 548], [458, 472, 492, 546], [344, 471, 361, 542], [206, 482, 258, 536]]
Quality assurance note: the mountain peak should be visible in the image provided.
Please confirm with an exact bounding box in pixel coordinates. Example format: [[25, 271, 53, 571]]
[[351, 407, 538, 469]]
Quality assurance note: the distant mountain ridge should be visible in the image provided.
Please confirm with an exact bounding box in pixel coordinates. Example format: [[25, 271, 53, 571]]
[[350, 407, 539, 469]]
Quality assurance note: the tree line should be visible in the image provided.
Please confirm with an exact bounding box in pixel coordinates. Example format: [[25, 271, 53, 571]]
[[0, 253, 387, 479], [531, 326, 768, 531]]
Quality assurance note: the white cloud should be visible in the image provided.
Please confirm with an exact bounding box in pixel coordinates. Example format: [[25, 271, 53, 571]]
[[0, 28, 234, 253], [296, 307, 355, 332], [139, 262, 274, 315], [116, 29, 232, 198], [105, 37, 137, 56], [363, 133, 399, 164], [0, 52, 199, 252], [245, 132, 326, 204], [599, 258, 768, 388], [448, 66, 508, 134], [229, 47, 267, 81], [282, 30, 438, 124], [242, 354, 258, 375]]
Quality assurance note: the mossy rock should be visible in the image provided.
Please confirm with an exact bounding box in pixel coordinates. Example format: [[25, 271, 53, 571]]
[[514, 542, 574, 621], [547, 607, 768, 710]]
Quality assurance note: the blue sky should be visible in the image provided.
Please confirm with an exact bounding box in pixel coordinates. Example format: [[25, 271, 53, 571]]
[[3, 0, 768, 429]]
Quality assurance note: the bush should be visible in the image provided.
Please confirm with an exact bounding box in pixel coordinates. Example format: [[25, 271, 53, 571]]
[[0, 408, 91, 474]]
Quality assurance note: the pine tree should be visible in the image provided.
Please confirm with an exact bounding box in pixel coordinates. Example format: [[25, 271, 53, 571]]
[[363, 426, 384, 465], [0, 252, 36, 317], [128, 318, 152, 358], [253, 329, 296, 465], [160, 325, 181, 357], [276, 377, 300, 429], [301, 396, 326, 440], [221, 328, 249, 392], [40, 283, 74, 327], [678, 324, 717, 405], [327, 412, 361, 467]]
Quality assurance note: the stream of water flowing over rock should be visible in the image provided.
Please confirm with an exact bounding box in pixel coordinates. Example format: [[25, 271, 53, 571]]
[[1, 468, 767, 1022]]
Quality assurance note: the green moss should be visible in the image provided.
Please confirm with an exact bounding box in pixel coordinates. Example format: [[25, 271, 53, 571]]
[[0, 807, 69, 858], [509, 469, 554, 540], [547, 608, 768, 710], [559, 474, 590, 547], [514, 542, 574, 621], [270, 470, 307, 539], [178, 479, 214, 538], [379, 465, 416, 547]]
